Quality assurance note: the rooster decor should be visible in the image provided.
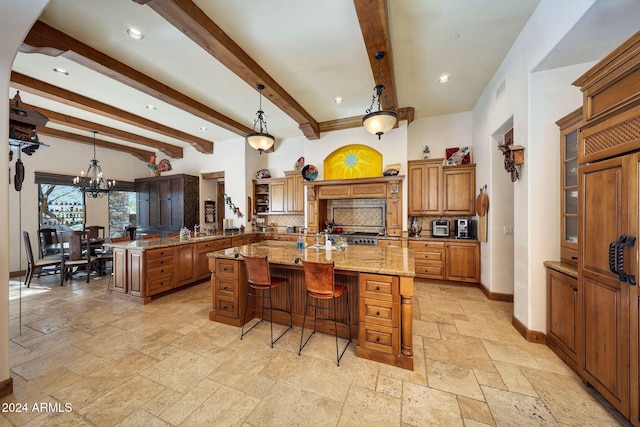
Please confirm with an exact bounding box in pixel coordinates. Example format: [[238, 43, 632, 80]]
[[148, 154, 172, 176]]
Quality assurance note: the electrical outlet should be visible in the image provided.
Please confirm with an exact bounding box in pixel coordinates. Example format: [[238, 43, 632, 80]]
[[504, 226, 514, 235]]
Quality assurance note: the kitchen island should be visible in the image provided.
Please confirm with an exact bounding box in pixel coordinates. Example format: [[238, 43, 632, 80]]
[[208, 241, 415, 370]]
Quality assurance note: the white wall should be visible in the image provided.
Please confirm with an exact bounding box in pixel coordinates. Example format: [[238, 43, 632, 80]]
[[471, 0, 598, 332], [1, 0, 51, 391], [407, 112, 473, 162]]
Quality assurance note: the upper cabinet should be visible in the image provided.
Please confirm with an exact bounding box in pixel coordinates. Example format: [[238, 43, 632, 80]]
[[253, 170, 304, 215], [408, 159, 476, 216], [556, 108, 581, 266]]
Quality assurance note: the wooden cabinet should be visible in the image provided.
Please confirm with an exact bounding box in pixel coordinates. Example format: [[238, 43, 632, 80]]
[[175, 245, 195, 287], [408, 239, 480, 283], [285, 170, 304, 214], [377, 238, 404, 248], [408, 160, 475, 216], [253, 182, 270, 214], [136, 174, 199, 232], [408, 159, 443, 215], [443, 164, 476, 215], [358, 273, 400, 355], [546, 266, 580, 375], [269, 180, 286, 213], [112, 247, 128, 293], [145, 247, 174, 296], [556, 109, 581, 265], [210, 258, 249, 325], [195, 240, 216, 281], [306, 199, 319, 234], [386, 180, 402, 237]]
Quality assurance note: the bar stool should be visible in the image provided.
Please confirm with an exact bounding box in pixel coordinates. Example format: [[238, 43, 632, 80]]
[[299, 260, 352, 366], [240, 255, 293, 347]]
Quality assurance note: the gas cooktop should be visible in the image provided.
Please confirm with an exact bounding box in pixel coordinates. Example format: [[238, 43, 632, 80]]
[[326, 231, 379, 246]]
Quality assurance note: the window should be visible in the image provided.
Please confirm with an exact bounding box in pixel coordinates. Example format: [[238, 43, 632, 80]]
[[108, 191, 136, 238], [38, 183, 84, 229]]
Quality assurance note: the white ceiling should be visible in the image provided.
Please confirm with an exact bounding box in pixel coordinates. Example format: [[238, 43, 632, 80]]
[[10, 0, 632, 157]]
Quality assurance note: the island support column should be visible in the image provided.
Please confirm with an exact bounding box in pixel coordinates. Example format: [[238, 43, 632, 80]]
[[400, 276, 414, 357]]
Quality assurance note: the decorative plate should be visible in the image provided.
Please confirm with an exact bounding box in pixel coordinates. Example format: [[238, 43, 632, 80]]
[[302, 164, 318, 181], [256, 169, 271, 179], [294, 156, 305, 170]]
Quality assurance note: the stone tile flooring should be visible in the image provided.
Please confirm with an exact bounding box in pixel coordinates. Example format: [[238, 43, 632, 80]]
[[1, 273, 627, 426]]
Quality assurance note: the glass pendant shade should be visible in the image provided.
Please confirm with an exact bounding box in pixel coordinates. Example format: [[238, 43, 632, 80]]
[[73, 131, 115, 198]]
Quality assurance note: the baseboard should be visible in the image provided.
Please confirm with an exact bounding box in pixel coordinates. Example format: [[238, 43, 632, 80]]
[[9, 270, 25, 278], [0, 377, 13, 399], [512, 315, 546, 344], [479, 282, 514, 302]]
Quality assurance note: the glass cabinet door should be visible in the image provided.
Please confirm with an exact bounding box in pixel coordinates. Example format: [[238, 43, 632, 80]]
[[557, 108, 582, 265]]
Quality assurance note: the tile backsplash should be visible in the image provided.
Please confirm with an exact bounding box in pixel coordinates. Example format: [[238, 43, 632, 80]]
[[328, 198, 386, 233]]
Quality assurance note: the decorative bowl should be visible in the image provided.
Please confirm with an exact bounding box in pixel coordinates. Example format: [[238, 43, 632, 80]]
[[302, 164, 318, 181], [256, 169, 271, 179]]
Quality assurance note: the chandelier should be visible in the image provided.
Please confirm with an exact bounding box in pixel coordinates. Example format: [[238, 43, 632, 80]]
[[73, 131, 115, 198], [246, 84, 275, 154], [362, 51, 398, 140]]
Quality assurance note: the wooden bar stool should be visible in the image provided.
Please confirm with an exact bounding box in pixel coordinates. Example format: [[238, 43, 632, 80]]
[[240, 255, 293, 347], [299, 260, 352, 366]]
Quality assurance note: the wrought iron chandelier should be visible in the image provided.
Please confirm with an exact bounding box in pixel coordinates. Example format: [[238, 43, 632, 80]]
[[246, 84, 275, 154], [73, 131, 115, 198], [362, 51, 398, 140]]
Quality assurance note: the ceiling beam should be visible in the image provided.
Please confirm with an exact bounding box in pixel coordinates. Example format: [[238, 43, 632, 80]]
[[17, 101, 180, 160], [11, 72, 195, 158], [319, 107, 414, 134], [36, 127, 155, 162], [21, 20, 251, 144], [135, 0, 321, 140], [353, 0, 397, 110]]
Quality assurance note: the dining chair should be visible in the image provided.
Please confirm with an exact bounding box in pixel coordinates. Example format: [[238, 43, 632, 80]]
[[23, 231, 61, 287], [299, 260, 352, 366], [37, 227, 59, 258], [85, 225, 106, 240], [239, 254, 293, 347], [57, 230, 99, 285]]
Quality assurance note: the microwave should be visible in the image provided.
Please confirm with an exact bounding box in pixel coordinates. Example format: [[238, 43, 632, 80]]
[[432, 220, 450, 237]]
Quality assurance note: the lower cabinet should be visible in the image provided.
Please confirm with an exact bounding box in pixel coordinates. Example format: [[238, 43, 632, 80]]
[[408, 240, 480, 283], [145, 247, 175, 296], [545, 265, 580, 375], [210, 257, 248, 325], [358, 273, 400, 355]]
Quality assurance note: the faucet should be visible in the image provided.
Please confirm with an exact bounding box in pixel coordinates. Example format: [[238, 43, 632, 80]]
[[193, 224, 200, 236]]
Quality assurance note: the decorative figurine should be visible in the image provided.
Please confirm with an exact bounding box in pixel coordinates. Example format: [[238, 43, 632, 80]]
[[422, 145, 431, 159]]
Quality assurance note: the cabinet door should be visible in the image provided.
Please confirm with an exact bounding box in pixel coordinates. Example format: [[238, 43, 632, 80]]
[[112, 247, 128, 293], [408, 160, 443, 215], [445, 241, 479, 283], [580, 155, 633, 417], [285, 173, 304, 214], [269, 181, 286, 213], [443, 165, 475, 215], [546, 268, 579, 371], [175, 245, 195, 287], [407, 163, 425, 215], [196, 241, 216, 280], [307, 200, 318, 233], [128, 249, 144, 297], [158, 179, 172, 227], [558, 110, 581, 265]]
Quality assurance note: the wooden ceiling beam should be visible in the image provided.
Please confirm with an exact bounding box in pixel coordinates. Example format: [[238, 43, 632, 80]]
[[319, 107, 414, 133], [21, 20, 250, 146], [353, 0, 398, 110], [137, 0, 321, 140], [36, 127, 155, 162], [11, 72, 192, 158], [17, 102, 179, 160]]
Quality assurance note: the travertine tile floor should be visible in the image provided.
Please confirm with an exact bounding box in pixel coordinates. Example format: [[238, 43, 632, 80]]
[[1, 273, 628, 426]]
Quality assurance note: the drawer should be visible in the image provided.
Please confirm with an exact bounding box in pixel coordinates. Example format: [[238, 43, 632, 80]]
[[408, 241, 445, 250], [216, 296, 238, 318], [414, 251, 445, 262], [378, 239, 403, 248], [147, 274, 173, 295], [148, 265, 174, 278], [359, 273, 399, 302], [215, 238, 232, 250], [358, 322, 399, 354], [415, 265, 444, 278], [318, 185, 351, 199], [216, 278, 238, 298], [360, 298, 398, 327], [216, 259, 238, 278], [147, 248, 174, 260], [147, 257, 173, 269], [197, 241, 216, 252]]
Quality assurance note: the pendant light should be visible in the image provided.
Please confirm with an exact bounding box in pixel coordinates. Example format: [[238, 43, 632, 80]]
[[73, 131, 115, 198], [246, 84, 275, 154], [362, 51, 398, 140]]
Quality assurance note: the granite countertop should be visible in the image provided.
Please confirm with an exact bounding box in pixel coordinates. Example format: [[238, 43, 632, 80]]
[[543, 261, 578, 278], [106, 231, 258, 250], [407, 236, 480, 243], [208, 240, 415, 277]]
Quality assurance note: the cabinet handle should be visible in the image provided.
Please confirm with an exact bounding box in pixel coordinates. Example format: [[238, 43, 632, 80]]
[[573, 287, 578, 292], [223, 286, 228, 290], [376, 311, 380, 316], [376, 337, 380, 342], [376, 286, 380, 291], [571, 256, 578, 261], [615, 235, 636, 286]]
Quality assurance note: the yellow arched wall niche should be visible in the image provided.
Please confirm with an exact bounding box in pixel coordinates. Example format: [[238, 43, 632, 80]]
[[323, 144, 383, 180]]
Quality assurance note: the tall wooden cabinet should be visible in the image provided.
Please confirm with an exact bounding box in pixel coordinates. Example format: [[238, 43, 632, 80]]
[[136, 174, 199, 232], [572, 32, 640, 424], [253, 171, 304, 215]]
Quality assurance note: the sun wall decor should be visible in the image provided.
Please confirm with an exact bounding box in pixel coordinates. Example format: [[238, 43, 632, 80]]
[[323, 144, 382, 180]]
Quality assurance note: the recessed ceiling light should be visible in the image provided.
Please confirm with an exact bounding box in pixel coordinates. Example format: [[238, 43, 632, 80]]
[[145, 105, 156, 110], [438, 75, 449, 83], [334, 97, 343, 104], [126, 27, 144, 40], [449, 33, 460, 40], [200, 126, 208, 131], [53, 68, 69, 76]]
